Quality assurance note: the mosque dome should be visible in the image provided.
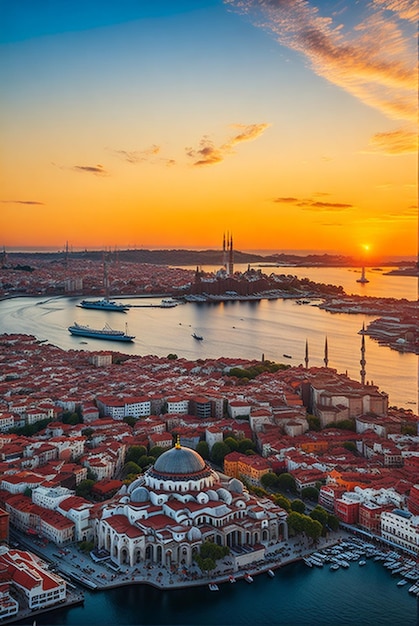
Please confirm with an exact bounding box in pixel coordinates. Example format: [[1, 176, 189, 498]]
[[153, 445, 206, 475]]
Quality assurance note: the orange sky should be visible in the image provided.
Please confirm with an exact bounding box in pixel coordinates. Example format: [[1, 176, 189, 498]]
[[1, 1, 417, 258]]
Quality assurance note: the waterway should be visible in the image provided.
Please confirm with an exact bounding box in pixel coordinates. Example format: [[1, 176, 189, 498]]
[[0, 266, 417, 410], [20, 558, 418, 625]]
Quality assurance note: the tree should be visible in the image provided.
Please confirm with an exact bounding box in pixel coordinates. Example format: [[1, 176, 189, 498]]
[[277, 472, 296, 494], [306, 415, 321, 431], [342, 441, 357, 453], [210, 441, 230, 466], [76, 479, 95, 498], [167, 353, 178, 359], [224, 436, 239, 452], [196, 441, 210, 460], [126, 445, 147, 464], [310, 506, 329, 528], [260, 472, 280, 490], [123, 416, 137, 428], [287, 511, 306, 535], [301, 486, 320, 502], [237, 438, 255, 454], [291, 499, 305, 514], [81, 427, 94, 439], [149, 446, 164, 459], [272, 494, 291, 512], [304, 517, 322, 543], [327, 514, 340, 532], [122, 461, 141, 478]]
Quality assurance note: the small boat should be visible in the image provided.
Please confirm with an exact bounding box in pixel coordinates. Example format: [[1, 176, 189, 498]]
[[244, 573, 253, 583], [192, 333, 203, 341], [267, 569, 275, 578], [330, 563, 340, 571], [397, 579, 408, 586], [303, 558, 313, 568], [208, 583, 219, 592], [160, 299, 178, 308], [358, 560, 366, 566], [229, 575, 236, 583], [283, 354, 292, 359]]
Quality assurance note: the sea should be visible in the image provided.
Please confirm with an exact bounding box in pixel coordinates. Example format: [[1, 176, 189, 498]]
[[1, 266, 418, 625], [20, 559, 418, 625], [0, 266, 417, 410]]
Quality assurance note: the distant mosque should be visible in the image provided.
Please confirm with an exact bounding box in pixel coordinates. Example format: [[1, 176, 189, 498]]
[[93, 441, 287, 569], [222, 232, 234, 276]]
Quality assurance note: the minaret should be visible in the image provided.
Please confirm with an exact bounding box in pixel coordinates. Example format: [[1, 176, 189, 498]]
[[324, 336, 329, 368], [305, 339, 309, 369], [222, 232, 227, 270], [360, 323, 366, 385], [227, 234, 234, 276]]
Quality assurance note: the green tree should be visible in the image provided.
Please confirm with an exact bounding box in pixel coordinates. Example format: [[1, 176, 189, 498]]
[[260, 472, 280, 490], [306, 415, 321, 431], [310, 506, 329, 528], [287, 511, 305, 535], [126, 445, 147, 464], [122, 461, 142, 478], [81, 427, 94, 439], [75, 479, 95, 498], [272, 494, 291, 512], [196, 441, 210, 460], [123, 416, 137, 428], [342, 441, 357, 453], [327, 514, 340, 531], [237, 438, 255, 453], [304, 517, 323, 542], [291, 499, 305, 514], [277, 472, 297, 494], [301, 486, 320, 502], [149, 446, 164, 459], [211, 441, 230, 466], [167, 353, 178, 359], [224, 436, 239, 452]]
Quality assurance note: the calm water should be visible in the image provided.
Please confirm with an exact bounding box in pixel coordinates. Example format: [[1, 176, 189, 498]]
[[21, 560, 418, 626], [0, 266, 417, 410]]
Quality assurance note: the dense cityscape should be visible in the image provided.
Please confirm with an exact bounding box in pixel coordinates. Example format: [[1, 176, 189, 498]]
[[0, 249, 418, 624]]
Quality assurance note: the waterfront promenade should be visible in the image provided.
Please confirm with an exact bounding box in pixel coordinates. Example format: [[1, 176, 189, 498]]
[[4, 531, 346, 625]]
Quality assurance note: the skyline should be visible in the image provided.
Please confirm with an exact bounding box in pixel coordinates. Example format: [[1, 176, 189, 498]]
[[1, 0, 417, 259]]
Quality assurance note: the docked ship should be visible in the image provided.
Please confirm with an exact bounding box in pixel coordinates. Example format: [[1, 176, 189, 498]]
[[68, 322, 135, 342], [78, 298, 130, 312]]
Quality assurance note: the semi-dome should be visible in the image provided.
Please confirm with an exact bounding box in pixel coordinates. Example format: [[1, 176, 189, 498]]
[[153, 444, 206, 475]]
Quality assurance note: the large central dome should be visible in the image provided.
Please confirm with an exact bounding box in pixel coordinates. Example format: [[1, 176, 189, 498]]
[[153, 445, 206, 475]]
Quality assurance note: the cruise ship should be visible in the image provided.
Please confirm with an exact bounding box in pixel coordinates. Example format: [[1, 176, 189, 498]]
[[78, 298, 130, 312], [68, 322, 135, 342]]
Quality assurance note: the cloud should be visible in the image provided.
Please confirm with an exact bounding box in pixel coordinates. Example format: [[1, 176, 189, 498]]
[[366, 127, 418, 154], [187, 122, 270, 166], [371, 0, 419, 22], [111, 145, 161, 164], [273, 196, 353, 210], [225, 0, 417, 124], [72, 164, 108, 176], [1, 199, 45, 205]]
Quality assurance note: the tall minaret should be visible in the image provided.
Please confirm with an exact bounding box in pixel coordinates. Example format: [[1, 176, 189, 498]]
[[222, 232, 228, 271], [360, 323, 366, 385], [324, 336, 329, 368], [305, 339, 309, 369], [227, 234, 234, 276]]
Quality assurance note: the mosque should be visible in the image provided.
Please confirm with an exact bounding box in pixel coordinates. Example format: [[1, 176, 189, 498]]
[[93, 441, 288, 569]]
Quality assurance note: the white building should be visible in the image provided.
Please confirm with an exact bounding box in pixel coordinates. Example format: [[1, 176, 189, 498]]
[[166, 397, 189, 414], [93, 443, 288, 570], [381, 509, 419, 554]]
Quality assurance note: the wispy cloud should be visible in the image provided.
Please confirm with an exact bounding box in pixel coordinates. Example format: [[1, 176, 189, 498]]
[[111, 145, 161, 164], [72, 164, 108, 176], [1, 199, 45, 205], [187, 122, 271, 166], [225, 1, 417, 124], [273, 196, 353, 210], [366, 127, 418, 154]]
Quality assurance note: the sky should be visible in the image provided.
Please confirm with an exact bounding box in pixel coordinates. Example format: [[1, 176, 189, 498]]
[[0, 0, 417, 258]]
